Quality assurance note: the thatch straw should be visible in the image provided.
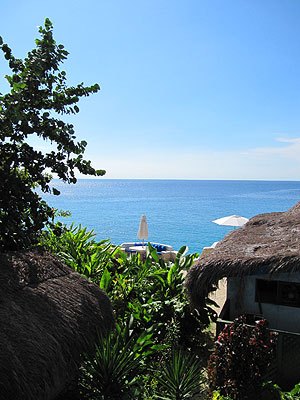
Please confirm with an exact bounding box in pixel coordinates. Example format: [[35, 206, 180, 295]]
[[185, 201, 300, 308], [0, 247, 114, 400]]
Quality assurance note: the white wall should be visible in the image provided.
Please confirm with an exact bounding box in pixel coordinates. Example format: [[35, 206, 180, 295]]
[[227, 272, 300, 333]]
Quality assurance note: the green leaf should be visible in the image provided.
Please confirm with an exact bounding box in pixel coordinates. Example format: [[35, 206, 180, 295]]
[[44, 18, 52, 27], [99, 268, 112, 292], [148, 243, 159, 262], [167, 264, 176, 287], [175, 245, 188, 263], [52, 188, 60, 196], [290, 384, 300, 395]]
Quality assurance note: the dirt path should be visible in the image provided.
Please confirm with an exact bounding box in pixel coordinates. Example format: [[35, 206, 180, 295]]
[[191, 281, 227, 400], [209, 278, 227, 314]]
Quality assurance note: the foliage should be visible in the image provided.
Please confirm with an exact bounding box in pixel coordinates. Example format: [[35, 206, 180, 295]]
[[262, 382, 300, 400], [211, 392, 232, 400], [41, 223, 214, 349], [79, 318, 158, 400], [0, 19, 105, 251], [40, 222, 117, 281], [278, 383, 300, 400], [207, 315, 277, 400], [216, 381, 300, 400], [0, 168, 55, 250], [40, 222, 210, 398], [155, 349, 203, 400]]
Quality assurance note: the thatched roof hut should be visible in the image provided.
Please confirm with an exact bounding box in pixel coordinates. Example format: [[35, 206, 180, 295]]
[[0, 247, 114, 400], [185, 201, 300, 307]]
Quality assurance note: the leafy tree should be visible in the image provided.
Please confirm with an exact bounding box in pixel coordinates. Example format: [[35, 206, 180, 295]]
[[0, 18, 105, 251]]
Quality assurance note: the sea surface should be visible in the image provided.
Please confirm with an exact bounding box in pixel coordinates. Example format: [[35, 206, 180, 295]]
[[42, 180, 300, 254]]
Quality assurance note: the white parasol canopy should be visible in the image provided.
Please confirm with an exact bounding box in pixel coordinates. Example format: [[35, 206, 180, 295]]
[[212, 214, 249, 227], [137, 215, 149, 244]]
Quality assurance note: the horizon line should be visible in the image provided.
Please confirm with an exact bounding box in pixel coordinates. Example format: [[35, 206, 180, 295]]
[[57, 178, 300, 182]]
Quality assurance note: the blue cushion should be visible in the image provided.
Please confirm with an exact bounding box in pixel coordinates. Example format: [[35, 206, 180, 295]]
[[151, 244, 166, 252]]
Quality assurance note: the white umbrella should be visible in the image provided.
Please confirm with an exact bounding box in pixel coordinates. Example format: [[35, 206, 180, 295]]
[[212, 214, 249, 228], [137, 215, 149, 245]]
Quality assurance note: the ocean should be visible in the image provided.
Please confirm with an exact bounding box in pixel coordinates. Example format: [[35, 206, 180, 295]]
[[42, 180, 300, 255]]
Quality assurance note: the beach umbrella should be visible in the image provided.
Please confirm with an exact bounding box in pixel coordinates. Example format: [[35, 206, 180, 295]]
[[212, 214, 249, 228], [137, 215, 149, 245]]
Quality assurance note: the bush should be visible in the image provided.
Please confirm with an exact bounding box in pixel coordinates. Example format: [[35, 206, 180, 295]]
[[41, 222, 211, 399], [262, 382, 300, 400], [155, 350, 203, 400], [79, 319, 158, 400], [41, 223, 214, 349], [207, 315, 277, 400], [215, 382, 300, 400]]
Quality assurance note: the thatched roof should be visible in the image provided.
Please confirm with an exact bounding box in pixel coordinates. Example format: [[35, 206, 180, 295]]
[[185, 201, 300, 307], [0, 247, 114, 400]]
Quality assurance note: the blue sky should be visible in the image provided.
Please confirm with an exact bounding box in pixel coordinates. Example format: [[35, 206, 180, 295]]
[[1, 0, 300, 180]]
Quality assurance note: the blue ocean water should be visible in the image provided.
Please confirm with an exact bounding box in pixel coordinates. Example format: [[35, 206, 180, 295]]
[[42, 180, 300, 254]]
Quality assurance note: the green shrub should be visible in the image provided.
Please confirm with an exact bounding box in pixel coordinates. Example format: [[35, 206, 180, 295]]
[[79, 318, 158, 400], [40, 222, 117, 282], [41, 222, 213, 349], [262, 382, 300, 400], [211, 392, 232, 400], [41, 222, 215, 399], [155, 349, 203, 400]]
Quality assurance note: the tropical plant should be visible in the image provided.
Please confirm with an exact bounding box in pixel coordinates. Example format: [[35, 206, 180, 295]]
[[211, 391, 232, 400], [0, 18, 105, 251], [79, 318, 159, 400], [262, 382, 300, 400], [277, 383, 300, 400], [155, 349, 203, 400], [207, 315, 277, 400], [41, 222, 217, 398], [40, 222, 118, 282], [41, 222, 209, 343]]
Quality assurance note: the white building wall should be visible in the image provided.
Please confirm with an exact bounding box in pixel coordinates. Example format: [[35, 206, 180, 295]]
[[227, 272, 300, 333]]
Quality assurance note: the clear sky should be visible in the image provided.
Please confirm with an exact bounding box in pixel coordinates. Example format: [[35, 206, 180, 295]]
[[1, 0, 300, 180]]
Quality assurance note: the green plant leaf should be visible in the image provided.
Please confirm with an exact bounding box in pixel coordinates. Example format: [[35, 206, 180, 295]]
[[99, 267, 112, 292], [167, 264, 176, 287]]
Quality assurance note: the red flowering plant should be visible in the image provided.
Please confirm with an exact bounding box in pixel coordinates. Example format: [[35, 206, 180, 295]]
[[207, 315, 277, 399]]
